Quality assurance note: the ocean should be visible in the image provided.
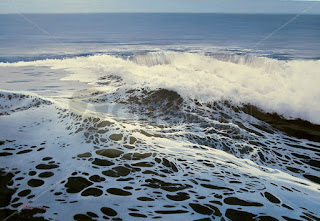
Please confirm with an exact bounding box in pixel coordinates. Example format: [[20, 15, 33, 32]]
[[0, 13, 319, 221]]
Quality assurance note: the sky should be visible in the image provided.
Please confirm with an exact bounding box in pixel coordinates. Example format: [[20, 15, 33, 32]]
[[0, 0, 320, 14]]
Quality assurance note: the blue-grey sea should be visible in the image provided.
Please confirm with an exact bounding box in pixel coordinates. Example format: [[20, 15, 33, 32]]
[[1, 13, 320, 61]]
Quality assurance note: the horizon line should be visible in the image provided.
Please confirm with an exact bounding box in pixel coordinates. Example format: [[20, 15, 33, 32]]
[[1, 11, 320, 15]]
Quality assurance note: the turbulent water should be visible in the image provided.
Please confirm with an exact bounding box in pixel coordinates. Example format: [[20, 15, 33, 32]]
[[0, 14, 320, 221]]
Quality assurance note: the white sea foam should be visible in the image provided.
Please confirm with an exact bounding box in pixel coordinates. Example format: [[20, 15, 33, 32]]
[[1, 51, 320, 124]]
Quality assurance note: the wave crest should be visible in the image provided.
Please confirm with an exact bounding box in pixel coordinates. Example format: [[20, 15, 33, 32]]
[[1, 51, 320, 124]]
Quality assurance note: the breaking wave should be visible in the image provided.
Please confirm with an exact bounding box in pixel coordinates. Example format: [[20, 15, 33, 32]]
[[1, 51, 320, 124]]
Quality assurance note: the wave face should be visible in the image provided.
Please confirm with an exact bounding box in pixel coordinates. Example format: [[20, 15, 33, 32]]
[[2, 52, 320, 124], [0, 51, 320, 221]]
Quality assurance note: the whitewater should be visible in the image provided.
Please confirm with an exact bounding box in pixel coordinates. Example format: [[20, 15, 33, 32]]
[[1, 52, 320, 124]]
